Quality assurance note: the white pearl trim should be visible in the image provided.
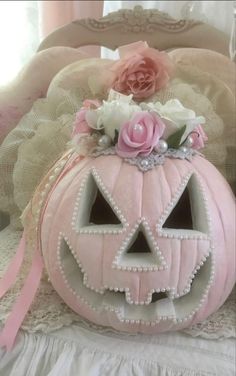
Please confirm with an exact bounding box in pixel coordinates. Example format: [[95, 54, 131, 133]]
[[57, 233, 171, 306], [56, 232, 216, 325], [22, 149, 216, 327], [34, 157, 70, 224], [112, 218, 168, 272], [57, 233, 123, 314], [72, 168, 129, 235], [170, 248, 212, 299], [58, 233, 105, 294], [156, 172, 212, 240], [175, 251, 216, 323]]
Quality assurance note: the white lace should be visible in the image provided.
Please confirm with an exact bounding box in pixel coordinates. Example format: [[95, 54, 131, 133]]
[[0, 226, 235, 339]]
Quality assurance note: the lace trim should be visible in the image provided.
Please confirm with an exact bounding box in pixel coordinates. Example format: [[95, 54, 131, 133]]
[[92, 147, 199, 171], [0, 226, 235, 339], [183, 290, 236, 339]]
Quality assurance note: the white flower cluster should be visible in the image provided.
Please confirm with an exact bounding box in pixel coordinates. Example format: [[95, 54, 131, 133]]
[[84, 90, 205, 144]]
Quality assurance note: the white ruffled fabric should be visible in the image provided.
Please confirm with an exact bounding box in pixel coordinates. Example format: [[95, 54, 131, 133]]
[[0, 325, 235, 376]]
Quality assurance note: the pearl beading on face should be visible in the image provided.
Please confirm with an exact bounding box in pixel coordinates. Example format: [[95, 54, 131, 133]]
[[52, 163, 216, 326], [57, 233, 173, 308], [112, 218, 168, 272], [170, 249, 213, 299], [57, 235, 102, 311], [174, 250, 216, 323], [58, 233, 105, 294], [64, 221, 213, 308], [156, 172, 212, 240], [57, 233, 124, 315], [71, 168, 129, 235], [115, 314, 176, 326], [56, 232, 216, 325], [57, 233, 172, 306]]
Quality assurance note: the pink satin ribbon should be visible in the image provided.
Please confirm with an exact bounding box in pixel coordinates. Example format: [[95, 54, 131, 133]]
[[0, 239, 43, 351], [0, 232, 26, 299], [0, 154, 80, 351]]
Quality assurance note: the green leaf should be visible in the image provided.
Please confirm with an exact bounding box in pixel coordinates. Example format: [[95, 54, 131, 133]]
[[113, 129, 119, 145], [166, 125, 187, 149]]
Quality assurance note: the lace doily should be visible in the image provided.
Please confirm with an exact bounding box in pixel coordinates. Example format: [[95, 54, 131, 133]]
[[0, 226, 235, 339]]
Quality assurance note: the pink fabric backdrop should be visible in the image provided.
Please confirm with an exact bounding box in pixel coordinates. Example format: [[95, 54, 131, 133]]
[[39, 1, 104, 57]]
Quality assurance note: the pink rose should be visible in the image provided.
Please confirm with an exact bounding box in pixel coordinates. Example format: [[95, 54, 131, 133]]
[[72, 108, 91, 136], [116, 111, 165, 158], [111, 41, 174, 100], [72, 99, 101, 136], [191, 125, 208, 150]]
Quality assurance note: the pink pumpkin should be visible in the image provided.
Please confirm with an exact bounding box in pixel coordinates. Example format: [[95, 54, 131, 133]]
[[40, 153, 235, 333]]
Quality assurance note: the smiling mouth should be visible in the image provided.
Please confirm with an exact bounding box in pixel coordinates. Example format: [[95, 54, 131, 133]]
[[58, 237, 213, 324]]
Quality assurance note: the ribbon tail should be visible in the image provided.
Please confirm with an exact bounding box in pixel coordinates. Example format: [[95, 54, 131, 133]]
[[0, 232, 26, 299], [0, 246, 43, 351]]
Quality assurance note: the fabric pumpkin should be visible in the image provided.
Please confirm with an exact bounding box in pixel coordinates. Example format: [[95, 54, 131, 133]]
[[36, 151, 235, 333]]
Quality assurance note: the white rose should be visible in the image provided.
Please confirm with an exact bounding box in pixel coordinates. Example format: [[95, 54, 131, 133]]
[[141, 99, 205, 143], [85, 90, 140, 139], [99, 101, 140, 139]]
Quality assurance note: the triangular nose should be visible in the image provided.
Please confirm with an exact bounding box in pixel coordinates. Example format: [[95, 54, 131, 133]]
[[113, 221, 167, 272], [127, 230, 152, 254]]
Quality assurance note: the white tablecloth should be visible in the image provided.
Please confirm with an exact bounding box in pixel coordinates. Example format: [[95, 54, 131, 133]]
[[0, 323, 235, 376]]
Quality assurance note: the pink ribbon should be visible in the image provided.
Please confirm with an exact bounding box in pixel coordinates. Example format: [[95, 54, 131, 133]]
[[0, 154, 80, 351], [0, 236, 43, 351], [0, 232, 26, 299]]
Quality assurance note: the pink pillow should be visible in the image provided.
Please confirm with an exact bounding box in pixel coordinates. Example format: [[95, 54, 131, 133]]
[[0, 46, 88, 145]]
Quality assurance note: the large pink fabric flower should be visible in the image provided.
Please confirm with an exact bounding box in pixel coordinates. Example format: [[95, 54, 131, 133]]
[[116, 111, 165, 158], [111, 41, 174, 100], [191, 125, 208, 150], [72, 99, 101, 136]]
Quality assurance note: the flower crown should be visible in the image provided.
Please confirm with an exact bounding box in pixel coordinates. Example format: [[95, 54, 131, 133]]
[[71, 41, 207, 171]]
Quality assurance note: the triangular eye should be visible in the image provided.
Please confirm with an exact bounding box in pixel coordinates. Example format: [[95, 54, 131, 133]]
[[75, 172, 124, 232], [127, 231, 152, 254], [161, 174, 209, 234], [90, 186, 121, 225], [163, 186, 193, 230]]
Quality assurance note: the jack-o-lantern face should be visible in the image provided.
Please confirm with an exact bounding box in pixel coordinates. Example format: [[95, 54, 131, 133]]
[[41, 154, 235, 333]]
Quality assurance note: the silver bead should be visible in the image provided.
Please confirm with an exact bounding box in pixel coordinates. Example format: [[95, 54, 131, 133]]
[[179, 146, 188, 153], [154, 139, 168, 154], [98, 134, 112, 149], [140, 159, 149, 168], [184, 135, 194, 148]]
